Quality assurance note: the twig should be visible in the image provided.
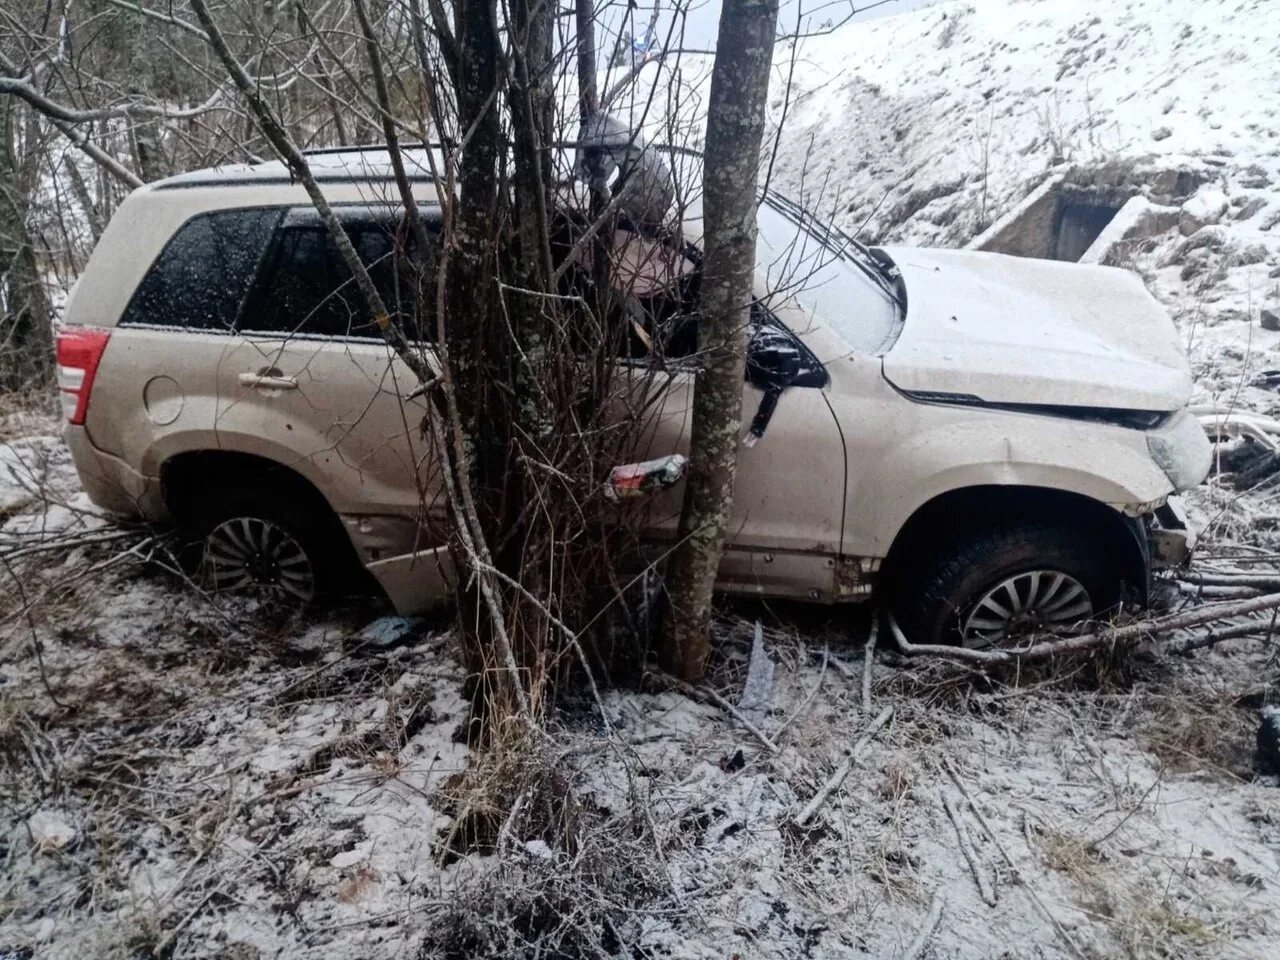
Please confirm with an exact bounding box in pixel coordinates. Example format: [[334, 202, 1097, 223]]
[[776, 644, 827, 739], [793, 705, 893, 827], [943, 758, 1087, 959], [496, 790, 527, 852], [862, 618, 878, 720], [901, 893, 944, 960], [941, 790, 997, 906], [827, 653, 860, 681], [700, 684, 780, 753], [153, 883, 223, 958], [0, 528, 138, 562]]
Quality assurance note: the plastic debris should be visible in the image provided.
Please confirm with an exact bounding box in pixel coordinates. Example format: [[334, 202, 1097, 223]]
[[357, 616, 423, 649], [28, 811, 76, 853], [737, 620, 775, 726], [603, 454, 687, 503]]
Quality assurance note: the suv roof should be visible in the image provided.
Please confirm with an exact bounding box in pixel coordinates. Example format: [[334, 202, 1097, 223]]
[[151, 145, 449, 191]]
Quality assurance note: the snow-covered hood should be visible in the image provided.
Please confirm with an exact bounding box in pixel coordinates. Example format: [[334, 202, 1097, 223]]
[[880, 248, 1193, 412]]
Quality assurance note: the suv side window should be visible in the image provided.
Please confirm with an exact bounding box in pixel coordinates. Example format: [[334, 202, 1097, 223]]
[[239, 210, 438, 341], [119, 208, 281, 330]]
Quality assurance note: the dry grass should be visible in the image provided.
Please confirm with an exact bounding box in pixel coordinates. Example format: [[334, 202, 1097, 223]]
[[0, 387, 57, 441], [1137, 691, 1257, 776], [423, 731, 669, 959]]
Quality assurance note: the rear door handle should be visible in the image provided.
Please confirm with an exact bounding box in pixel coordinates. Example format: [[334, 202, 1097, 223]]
[[238, 368, 298, 390]]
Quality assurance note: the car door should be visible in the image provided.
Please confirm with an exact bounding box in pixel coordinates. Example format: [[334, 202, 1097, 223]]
[[625, 307, 847, 601], [212, 206, 444, 569]]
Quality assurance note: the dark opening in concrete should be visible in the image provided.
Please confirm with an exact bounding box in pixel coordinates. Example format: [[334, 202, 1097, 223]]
[[972, 174, 1130, 262]]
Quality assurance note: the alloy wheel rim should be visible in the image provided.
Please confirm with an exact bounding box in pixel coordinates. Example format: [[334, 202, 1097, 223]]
[[960, 570, 1093, 649], [203, 517, 315, 602]]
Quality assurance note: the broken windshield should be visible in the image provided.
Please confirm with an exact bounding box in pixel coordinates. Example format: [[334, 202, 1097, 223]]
[[754, 194, 906, 356]]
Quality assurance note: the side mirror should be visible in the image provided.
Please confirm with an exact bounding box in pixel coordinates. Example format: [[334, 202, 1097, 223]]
[[746, 339, 801, 390], [744, 311, 828, 445]]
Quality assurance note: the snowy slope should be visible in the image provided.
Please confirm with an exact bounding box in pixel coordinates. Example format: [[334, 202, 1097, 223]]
[[769, 0, 1280, 247]]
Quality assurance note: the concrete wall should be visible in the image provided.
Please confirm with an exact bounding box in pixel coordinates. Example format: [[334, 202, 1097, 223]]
[[967, 169, 1137, 262]]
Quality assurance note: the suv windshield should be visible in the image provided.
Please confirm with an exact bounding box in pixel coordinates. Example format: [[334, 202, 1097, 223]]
[[754, 194, 905, 356]]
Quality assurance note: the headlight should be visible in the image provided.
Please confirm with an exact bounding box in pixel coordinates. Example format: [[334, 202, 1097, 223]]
[[1146, 412, 1213, 491]]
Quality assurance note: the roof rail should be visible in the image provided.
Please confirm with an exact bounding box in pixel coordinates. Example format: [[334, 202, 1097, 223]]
[[295, 142, 443, 158]]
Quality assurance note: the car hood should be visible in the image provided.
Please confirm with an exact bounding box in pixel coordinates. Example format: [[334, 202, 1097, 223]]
[[879, 248, 1192, 411]]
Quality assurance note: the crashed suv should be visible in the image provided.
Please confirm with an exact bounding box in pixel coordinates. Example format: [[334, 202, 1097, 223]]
[[57, 148, 1211, 647]]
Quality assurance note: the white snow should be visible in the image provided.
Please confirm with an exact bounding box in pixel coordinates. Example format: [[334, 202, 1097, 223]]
[[765, 0, 1280, 248], [1181, 186, 1231, 236]]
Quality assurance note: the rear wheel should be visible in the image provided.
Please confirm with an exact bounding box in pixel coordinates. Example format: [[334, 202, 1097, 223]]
[[203, 515, 317, 601], [889, 523, 1123, 648], [188, 485, 357, 605]]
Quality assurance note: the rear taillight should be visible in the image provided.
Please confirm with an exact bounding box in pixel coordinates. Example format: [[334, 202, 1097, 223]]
[[55, 327, 111, 425]]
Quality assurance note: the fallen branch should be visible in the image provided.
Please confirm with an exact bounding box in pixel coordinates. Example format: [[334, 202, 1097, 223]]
[[901, 893, 944, 960], [1176, 582, 1262, 600], [826, 652, 860, 681], [776, 643, 827, 739], [941, 790, 997, 906], [1, 528, 140, 563], [793, 705, 893, 827], [943, 758, 1086, 959], [1166, 614, 1278, 656], [700, 683, 780, 754], [886, 591, 1280, 666], [862, 618, 878, 720], [1176, 571, 1280, 588], [657, 671, 780, 753]]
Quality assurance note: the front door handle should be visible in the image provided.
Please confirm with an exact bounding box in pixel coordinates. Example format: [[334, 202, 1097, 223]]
[[238, 367, 298, 391]]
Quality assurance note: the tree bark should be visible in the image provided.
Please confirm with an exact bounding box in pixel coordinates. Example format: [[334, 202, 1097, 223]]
[[0, 100, 54, 391], [662, 0, 779, 680], [574, 0, 599, 121]]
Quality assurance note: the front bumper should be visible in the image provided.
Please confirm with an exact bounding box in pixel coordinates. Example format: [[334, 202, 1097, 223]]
[[1147, 496, 1196, 568]]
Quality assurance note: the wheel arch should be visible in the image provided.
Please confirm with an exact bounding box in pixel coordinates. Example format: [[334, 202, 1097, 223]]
[[878, 485, 1150, 604], [160, 450, 341, 533]]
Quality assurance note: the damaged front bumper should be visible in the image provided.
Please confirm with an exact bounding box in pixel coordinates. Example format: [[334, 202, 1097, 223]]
[[1146, 496, 1196, 569]]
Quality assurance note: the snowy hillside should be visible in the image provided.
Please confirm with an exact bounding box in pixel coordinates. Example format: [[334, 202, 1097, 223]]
[[770, 0, 1280, 248]]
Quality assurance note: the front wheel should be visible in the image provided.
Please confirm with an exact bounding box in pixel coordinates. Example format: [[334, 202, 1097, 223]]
[[889, 523, 1124, 649]]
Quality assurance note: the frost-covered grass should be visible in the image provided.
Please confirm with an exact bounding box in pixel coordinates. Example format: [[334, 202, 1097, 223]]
[[3, 424, 1278, 958]]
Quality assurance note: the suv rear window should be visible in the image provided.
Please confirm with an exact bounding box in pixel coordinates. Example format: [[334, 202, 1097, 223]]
[[120, 208, 281, 330], [239, 210, 438, 341]]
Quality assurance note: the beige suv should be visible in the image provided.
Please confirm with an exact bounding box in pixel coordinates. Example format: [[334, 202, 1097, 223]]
[[57, 148, 1211, 647]]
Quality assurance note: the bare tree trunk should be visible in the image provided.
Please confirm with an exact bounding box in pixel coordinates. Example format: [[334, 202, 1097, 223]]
[[0, 101, 54, 391], [662, 0, 779, 680], [574, 0, 599, 120], [63, 155, 103, 242]]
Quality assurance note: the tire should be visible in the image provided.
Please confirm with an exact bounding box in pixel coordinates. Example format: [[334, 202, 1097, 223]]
[[192, 484, 357, 604], [889, 522, 1123, 648]]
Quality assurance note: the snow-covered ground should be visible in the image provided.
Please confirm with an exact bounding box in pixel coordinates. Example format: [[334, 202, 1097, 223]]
[[3, 410, 1278, 959], [5, 0, 1280, 957]]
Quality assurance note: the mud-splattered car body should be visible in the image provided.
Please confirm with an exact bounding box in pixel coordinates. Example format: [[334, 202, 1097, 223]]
[[57, 149, 1210, 645]]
